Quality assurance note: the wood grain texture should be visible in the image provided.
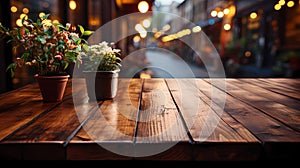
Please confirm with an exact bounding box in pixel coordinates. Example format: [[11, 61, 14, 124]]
[[258, 78, 300, 92], [230, 78, 300, 110], [0, 82, 58, 141], [0, 80, 92, 160], [67, 78, 142, 160], [204, 78, 300, 160], [75, 78, 141, 142], [0, 78, 300, 161], [135, 79, 191, 160], [204, 79, 300, 141], [3, 82, 90, 142], [224, 79, 300, 132], [0, 78, 76, 142], [137, 79, 188, 142], [241, 78, 300, 101], [166, 79, 248, 143], [166, 79, 262, 161], [194, 79, 260, 143]]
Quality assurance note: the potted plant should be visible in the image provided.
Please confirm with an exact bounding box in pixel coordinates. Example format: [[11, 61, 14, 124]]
[[0, 14, 93, 102], [79, 41, 122, 100]]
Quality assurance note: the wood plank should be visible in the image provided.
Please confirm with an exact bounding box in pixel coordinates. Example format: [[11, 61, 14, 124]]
[[194, 80, 259, 143], [0, 98, 56, 141], [4, 81, 90, 142], [0, 78, 73, 112], [240, 78, 300, 100], [204, 78, 300, 141], [1, 79, 95, 160], [230, 78, 300, 110], [166, 79, 249, 142], [258, 78, 300, 92], [203, 78, 300, 160], [0, 80, 74, 141], [0, 83, 40, 112], [79, 79, 140, 141], [1, 78, 300, 161], [0, 78, 74, 141], [165, 78, 205, 141], [135, 79, 191, 160], [165, 79, 261, 161], [219, 79, 300, 132], [67, 78, 142, 160], [137, 79, 188, 142]]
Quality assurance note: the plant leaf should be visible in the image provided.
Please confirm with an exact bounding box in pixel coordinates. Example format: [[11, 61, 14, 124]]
[[82, 44, 89, 51], [6, 62, 17, 77], [83, 30, 93, 36], [78, 25, 84, 34], [64, 61, 69, 70], [42, 14, 50, 20]]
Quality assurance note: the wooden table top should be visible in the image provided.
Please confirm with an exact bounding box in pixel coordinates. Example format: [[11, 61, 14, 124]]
[[0, 78, 300, 163]]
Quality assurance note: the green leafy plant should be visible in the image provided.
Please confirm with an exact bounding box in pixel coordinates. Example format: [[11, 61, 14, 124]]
[[80, 41, 122, 71], [0, 14, 93, 77]]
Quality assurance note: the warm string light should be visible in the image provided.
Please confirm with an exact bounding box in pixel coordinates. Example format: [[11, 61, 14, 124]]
[[69, 0, 77, 10], [138, 1, 149, 13], [287, 0, 295, 7], [250, 12, 258, 19], [22, 8, 29, 14], [11, 6, 17, 13], [223, 23, 231, 31], [14, 11, 59, 27], [134, 18, 152, 39], [210, 7, 230, 18], [10, 5, 60, 27], [209, 3, 235, 31], [142, 19, 151, 28], [274, 0, 296, 10]]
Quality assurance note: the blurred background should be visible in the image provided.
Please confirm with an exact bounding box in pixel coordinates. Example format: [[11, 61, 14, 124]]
[[1, 0, 300, 94]]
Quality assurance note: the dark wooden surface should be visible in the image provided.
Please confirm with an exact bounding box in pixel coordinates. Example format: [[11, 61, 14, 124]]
[[0, 78, 300, 164]]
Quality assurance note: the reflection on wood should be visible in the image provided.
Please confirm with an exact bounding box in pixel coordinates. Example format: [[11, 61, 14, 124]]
[[0, 78, 300, 161]]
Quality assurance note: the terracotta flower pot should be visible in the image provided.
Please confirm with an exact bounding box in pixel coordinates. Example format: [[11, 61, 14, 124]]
[[34, 74, 70, 102], [83, 70, 119, 101]]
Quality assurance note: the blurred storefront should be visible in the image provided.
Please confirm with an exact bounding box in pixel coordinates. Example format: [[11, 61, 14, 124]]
[[174, 0, 300, 77], [1, 0, 299, 93], [223, 0, 300, 77], [0, 0, 154, 93], [0, 0, 116, 93], [225, 0, 300, 77]]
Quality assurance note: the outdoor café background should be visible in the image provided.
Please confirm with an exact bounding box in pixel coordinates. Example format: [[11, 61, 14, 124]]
[[0, 0, 300, 94]]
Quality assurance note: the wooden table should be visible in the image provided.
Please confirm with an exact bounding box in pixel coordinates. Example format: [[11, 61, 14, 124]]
[[0, 78, 300, 165]]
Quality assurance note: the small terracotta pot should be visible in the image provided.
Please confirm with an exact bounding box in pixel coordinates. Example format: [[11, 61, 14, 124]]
[[83, 70, 119, 101], [34, 74, 70, 102]]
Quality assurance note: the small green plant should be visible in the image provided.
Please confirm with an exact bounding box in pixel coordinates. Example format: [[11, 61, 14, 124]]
[[80, 41, 122, 71], [0, 14, 93, 77]]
